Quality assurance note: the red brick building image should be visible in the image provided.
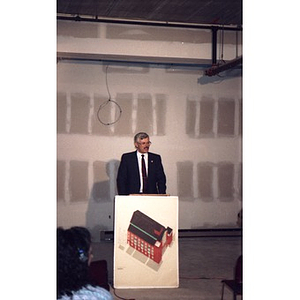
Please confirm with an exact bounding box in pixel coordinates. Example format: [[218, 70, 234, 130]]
[[127, 210, 173, 264]]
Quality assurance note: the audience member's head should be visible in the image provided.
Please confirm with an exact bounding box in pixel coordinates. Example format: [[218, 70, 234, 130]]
[[57, 226, 93, 298]]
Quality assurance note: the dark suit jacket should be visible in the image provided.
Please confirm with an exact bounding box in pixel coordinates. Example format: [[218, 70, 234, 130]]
[[117, 151, 166, 195]]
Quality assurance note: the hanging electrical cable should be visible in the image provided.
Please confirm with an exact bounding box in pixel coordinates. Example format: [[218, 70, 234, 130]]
[[97, 65, 122, 125], [215, 26, 225, 78], [219, 25, 225, 64], [236, 30, 239, 58]]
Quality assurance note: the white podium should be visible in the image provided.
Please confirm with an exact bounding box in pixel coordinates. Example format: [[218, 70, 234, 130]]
[[113, 195, 179, 289]]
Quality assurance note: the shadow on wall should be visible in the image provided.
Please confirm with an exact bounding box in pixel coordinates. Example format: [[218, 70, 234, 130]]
[[86, 159, 120, 242]]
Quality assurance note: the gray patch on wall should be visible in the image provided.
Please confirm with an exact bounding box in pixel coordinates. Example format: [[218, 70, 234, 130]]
[[92, 161, 110, 202], [217, 162, 234, 202], [155, 94, 167, 136], [93, 94, 113, 135], [199, 99, 214, 137], [137, 95, 153, 134], [70, 93, 90, 134], [57, 160, 66, 202], [57, 92, 67, 134], [186, 100, 197, 136], [197, 162, 214, 202], [92, 160, 118, 203], [217, 98, 235, 136], [69, 160, 89, 202], [177, 161, 193, 200], [114, 94, 134, 135]]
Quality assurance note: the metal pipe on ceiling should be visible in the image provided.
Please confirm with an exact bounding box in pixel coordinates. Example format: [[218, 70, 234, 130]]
[[57, 55, 211, 69], [57, 14, 242, 32]]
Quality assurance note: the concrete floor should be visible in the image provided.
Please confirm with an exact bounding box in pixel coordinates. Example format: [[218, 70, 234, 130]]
[[92, 236, 242, 300]]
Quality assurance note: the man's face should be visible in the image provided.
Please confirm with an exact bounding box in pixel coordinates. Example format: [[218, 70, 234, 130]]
[[135, 137, 151, 153]]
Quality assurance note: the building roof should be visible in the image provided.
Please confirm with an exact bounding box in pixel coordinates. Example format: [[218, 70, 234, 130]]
[[128, 210, 170, 246]]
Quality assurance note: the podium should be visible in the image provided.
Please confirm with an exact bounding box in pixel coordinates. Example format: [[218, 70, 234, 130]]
[[113, 195, 179, 289]]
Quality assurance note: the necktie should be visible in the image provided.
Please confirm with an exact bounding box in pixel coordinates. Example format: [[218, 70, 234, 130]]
[[141, 154, 148, 193]]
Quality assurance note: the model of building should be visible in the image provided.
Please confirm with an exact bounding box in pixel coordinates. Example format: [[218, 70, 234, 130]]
[[127, 210, 173, 264]]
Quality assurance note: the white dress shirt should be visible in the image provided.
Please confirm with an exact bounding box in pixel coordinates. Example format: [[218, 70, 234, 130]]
[[136, 151, 148, 193]]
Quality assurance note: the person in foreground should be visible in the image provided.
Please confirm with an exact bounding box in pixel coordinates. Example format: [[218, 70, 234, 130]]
[[57, 226, 113, 300], [117, 132, 167, 195]]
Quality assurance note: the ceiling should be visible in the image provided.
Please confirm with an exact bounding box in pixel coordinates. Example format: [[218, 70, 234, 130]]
[[57, 0, 242, 28]]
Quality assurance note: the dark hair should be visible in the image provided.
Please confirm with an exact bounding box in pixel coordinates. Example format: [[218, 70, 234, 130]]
[[57, 227, 92, 298], [134, 132, 149, 143]]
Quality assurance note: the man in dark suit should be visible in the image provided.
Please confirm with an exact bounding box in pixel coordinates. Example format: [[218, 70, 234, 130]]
[[117, 132, 166, 195]]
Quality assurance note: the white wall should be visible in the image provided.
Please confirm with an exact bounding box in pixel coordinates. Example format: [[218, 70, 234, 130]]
[[57, 20, 242, 241]]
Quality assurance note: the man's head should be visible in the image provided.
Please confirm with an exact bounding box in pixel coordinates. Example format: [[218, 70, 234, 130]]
[[134, 132, 151, 153]]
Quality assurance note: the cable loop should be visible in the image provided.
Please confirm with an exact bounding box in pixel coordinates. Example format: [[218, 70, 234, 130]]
[[97, 99, 122, 125], [96, 65, 122, 126]]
